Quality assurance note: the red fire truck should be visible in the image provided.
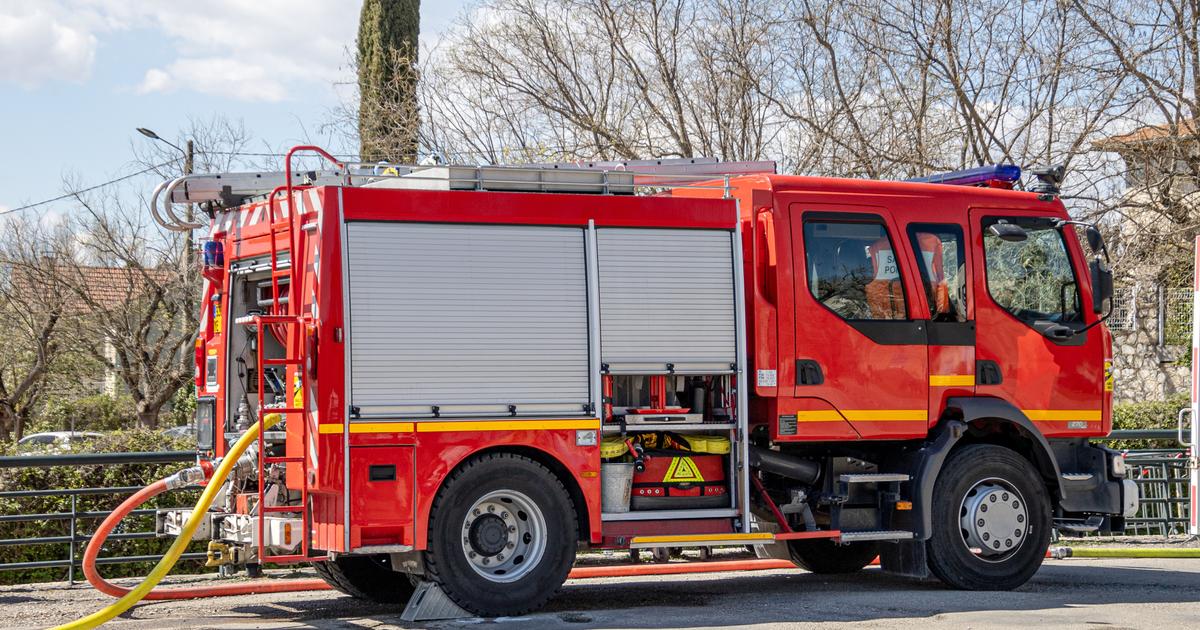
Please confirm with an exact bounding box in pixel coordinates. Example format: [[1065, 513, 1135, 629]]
[[151, 147, 1137, 616]]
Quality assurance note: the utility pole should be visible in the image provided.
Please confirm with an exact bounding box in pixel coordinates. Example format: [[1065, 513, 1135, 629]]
[[184, 139, 194, 271]]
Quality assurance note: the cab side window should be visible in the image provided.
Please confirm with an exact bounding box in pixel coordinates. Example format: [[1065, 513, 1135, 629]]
[[907, 224, 967, 322], [803, 218, 907, 320], [982, 218, 1082, 325]]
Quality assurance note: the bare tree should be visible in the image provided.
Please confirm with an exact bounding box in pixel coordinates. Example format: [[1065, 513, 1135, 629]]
[[0, 219, 72, 441], [1072, 0, 1200, 282], [46, 192, 199, 430]]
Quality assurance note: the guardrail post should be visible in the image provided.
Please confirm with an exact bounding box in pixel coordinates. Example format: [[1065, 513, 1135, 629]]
[[68, 494, 77, 585]]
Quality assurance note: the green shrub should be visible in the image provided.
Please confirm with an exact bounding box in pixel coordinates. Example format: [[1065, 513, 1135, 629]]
[[32, 394, 137, 434], [1109, 393, 1189, 450], [0, 429, 207, 585]]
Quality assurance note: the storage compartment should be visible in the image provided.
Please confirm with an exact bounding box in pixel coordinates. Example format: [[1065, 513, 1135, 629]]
[[601, 432, 731, 511], [605, 374, 733, 425], [349, 445, 415, 548]]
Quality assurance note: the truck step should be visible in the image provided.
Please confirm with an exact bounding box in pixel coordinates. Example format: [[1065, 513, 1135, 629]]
[[629, 532, 775, 549], [838, 473, 911, 484], [838, 530, 914, 542]]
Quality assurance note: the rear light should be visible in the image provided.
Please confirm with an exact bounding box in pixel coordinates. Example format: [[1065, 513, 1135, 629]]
[[194, 339, 204, 389], [195, 396, 216, 451]]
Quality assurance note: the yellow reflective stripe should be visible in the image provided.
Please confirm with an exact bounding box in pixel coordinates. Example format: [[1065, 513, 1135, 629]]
[[417, 419, 601, 432], [930, 374, 975, 387], [843, 409, 928, 422], [319, 418, 601, 435], [795, 410, 844, 422], [631, 532, 775, 545], [1023, 409, 1102, 422], [318, 422, 415, 434]]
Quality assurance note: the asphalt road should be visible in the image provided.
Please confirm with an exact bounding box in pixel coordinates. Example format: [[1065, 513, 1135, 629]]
[[6, 557, 1199, 629]]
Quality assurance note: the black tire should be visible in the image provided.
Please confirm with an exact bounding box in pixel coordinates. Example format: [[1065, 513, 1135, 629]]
[[787, 539, 879, 574], [313, 554, 416, 603], [424, 453, 577, 616], [926, 444, 1051, 591]]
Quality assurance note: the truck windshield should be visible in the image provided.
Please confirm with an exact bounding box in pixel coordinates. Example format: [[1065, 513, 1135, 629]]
[[982, 218, 1082, 325]]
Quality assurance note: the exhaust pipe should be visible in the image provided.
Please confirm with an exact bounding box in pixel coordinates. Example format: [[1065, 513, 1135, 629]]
[[748, 446, 820, 485]]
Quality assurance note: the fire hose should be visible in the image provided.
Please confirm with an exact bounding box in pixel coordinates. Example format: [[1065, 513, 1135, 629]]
[[55, 415, 326, 629]]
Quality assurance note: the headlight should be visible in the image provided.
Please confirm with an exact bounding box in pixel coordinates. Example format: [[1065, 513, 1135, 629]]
[[1111, 453, 1127, 478]]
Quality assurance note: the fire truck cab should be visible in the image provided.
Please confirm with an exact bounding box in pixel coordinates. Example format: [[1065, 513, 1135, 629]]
[[154, 150, 1136, 616]]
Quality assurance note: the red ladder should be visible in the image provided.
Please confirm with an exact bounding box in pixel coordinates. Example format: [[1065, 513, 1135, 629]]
[[248, 146, 345, 565]]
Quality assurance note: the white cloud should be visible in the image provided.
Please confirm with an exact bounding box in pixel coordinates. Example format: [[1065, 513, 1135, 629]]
[[101, 0, 360, 102], [1, 0, 362, 100], [0, 3, 97, 87], [137, 58, 287, 103]]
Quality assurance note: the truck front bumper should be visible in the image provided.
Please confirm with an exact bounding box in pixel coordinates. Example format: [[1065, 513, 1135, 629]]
[[1050, 440, 1139, 533]]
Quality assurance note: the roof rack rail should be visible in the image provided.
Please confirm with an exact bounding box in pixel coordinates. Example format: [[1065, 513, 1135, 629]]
[[148, 151, 776, 232]]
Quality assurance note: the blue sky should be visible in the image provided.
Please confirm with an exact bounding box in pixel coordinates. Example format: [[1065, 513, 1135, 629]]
[[0, 0, 470, 219]]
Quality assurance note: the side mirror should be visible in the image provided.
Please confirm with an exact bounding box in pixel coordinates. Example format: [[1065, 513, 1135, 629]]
[[1090, 259, 1113, 315], [988, 221, 1028, 242]]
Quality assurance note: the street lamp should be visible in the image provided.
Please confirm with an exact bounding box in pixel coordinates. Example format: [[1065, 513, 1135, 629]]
[[137, 126, 196, 273], [136, 127, 186, 156]]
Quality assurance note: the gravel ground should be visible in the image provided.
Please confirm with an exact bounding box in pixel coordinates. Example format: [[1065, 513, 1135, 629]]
[[6, 555, 1200, 629]]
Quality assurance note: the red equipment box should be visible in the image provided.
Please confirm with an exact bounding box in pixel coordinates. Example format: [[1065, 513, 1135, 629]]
[[631, 452, 728, 510]]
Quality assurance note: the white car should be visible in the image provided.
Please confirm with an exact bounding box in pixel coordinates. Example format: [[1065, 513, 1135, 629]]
[[16, 431, 104, 454]]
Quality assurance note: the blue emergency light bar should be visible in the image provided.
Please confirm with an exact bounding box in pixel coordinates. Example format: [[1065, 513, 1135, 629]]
[[907, 164, 1021, 187]]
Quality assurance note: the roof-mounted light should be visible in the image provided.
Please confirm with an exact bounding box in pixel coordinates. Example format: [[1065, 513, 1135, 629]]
[[908, 164, 1022, 188]]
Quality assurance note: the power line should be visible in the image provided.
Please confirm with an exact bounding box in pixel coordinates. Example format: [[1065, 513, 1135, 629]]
[[1, 158, 181, 217]]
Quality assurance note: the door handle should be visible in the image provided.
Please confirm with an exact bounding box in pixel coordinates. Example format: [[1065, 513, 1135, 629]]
[[795, 359, 824, 385], [976, 360, 1002, 385]]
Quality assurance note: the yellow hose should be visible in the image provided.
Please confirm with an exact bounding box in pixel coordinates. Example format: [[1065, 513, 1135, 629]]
[[1062, 546, 1200, 559], [55, 415, 280, 630]]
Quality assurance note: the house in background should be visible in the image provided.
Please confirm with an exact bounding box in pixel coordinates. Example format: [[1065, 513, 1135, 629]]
[[1093, 120, 1199, 402]]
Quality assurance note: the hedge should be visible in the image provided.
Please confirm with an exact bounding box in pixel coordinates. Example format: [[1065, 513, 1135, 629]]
[[1109, 393, 1190, 451], [0, 430, 206, 585]]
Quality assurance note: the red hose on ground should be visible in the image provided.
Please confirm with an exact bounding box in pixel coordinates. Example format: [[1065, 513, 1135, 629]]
[[86, 482, 1063, 600], [82, 478, 329, 600]]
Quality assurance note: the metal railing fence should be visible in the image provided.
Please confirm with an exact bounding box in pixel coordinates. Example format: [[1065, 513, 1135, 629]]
[[0, 432, 1193, 585], [0, 450, 200, 583]]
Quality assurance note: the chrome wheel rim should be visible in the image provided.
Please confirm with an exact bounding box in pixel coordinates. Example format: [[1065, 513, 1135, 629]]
[[460, 489, 547, 583], [958, 477, 1029, 563]]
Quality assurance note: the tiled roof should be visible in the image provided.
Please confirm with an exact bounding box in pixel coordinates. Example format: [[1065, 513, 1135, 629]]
[[7, 263, 173, 313], [1094, 119, 1198, 150]]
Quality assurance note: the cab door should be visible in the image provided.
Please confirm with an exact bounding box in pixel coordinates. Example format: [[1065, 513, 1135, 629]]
[[790, 206, 929, 439], [907, 224, 976, 420], [969, 209, 1106, 436]]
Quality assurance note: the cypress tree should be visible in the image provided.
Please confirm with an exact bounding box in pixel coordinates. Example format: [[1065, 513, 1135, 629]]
[[357, 0, 420, 163]]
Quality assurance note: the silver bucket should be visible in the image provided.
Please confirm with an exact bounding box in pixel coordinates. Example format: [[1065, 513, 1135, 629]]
[[601, 462, 636, 513]]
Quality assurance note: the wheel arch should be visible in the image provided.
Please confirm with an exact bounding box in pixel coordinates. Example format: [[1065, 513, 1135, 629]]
[[444, 444, 592, 545], [904, 397, 1064, 539]]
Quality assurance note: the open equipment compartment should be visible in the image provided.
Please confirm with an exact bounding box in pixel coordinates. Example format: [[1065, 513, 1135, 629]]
[[596, 226, 748, 523]]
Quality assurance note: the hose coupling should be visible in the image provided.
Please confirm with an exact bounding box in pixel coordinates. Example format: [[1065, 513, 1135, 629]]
[[164, 465, 209, 490]]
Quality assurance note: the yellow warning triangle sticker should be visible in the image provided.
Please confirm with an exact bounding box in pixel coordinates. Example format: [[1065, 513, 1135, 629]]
[[663, 457, 705, 483]]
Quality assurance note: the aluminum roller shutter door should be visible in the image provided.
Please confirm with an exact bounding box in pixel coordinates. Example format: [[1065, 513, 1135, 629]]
[[597, 228, 737, 371], [345, 222, 591, 417]]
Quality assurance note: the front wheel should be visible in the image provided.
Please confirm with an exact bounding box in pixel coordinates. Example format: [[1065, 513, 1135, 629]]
[[926, 444, 1051, 590], [423, 453, 577, 616]]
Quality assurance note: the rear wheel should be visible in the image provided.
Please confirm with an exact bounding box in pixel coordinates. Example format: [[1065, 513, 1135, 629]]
[[313, 554, 416, 603], [424, 453, 577, 616], [925, 444, 1051, 590], [787, 539, 879, 574]]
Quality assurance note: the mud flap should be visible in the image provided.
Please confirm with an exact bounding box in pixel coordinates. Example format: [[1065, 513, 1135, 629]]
[[879, 540, 929, 579]]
